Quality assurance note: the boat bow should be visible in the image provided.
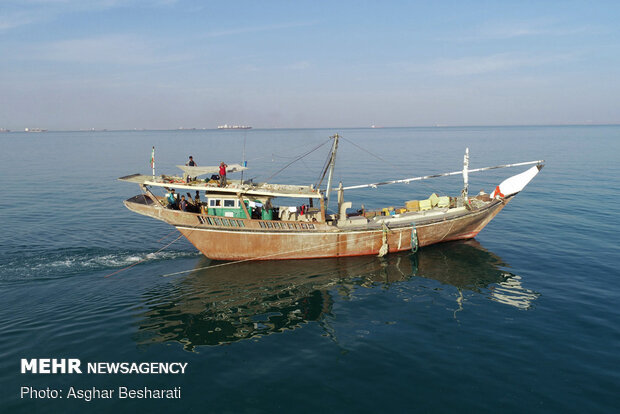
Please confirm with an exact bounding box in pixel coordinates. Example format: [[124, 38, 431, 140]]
[[491, 164, 544, 198]]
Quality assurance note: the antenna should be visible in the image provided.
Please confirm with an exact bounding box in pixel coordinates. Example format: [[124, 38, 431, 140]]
[[241, 132, 247, 183]]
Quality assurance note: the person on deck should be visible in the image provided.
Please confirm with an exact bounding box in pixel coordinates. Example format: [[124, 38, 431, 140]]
[[219, 162, 228, 187], [179, 195, 188, 211], [166, 188, 178, 209], [185, 192, 195, 212], [184, 156, 197, 182]]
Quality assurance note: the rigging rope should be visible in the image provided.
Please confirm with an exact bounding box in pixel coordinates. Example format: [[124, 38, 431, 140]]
[[340, 135, 390, 164], [263, 138, 331, 182], [246, 137, 332, 163], [314, 145, 335, 189]]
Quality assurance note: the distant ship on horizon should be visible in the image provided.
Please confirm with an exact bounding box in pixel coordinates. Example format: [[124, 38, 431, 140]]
[[217, 124, 252, 130], [24, 128, 47, 132]]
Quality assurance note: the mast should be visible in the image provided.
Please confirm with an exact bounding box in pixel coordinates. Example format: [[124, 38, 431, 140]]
[[324, 134, 340, 211]]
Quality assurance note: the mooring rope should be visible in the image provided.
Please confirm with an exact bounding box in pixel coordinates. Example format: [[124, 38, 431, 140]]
[[104, 233, 185, 278], [156, 228, 180, 243]]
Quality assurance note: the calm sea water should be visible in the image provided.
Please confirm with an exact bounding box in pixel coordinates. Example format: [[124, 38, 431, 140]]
[[1, 126, 619, 413]]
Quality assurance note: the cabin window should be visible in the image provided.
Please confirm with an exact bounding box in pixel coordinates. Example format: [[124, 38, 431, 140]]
[[224, 199, 236, 208], [209, 199, 221, 207]]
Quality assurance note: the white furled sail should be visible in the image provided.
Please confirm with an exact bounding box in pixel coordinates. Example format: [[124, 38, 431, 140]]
[[491, 165, 543, 198]]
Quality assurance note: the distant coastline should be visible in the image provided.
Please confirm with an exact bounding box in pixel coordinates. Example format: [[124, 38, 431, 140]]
[[217, 124, 252, 130], [2, 123, 618, 133]]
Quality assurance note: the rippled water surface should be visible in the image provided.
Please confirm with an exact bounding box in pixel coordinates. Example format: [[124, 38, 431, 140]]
[[1, 126, 619, 413]]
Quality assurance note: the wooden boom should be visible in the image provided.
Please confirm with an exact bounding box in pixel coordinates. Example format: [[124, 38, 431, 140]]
[[341, 159, 545, 191]]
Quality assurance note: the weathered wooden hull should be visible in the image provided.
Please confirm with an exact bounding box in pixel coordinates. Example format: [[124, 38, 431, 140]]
[[124, 194, 513, 261]]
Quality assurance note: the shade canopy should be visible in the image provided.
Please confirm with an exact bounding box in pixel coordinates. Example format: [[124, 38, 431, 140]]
[[176, 163, 248, 177]]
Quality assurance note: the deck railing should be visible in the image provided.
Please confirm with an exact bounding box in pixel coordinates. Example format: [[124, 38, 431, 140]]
[[196, 215, 316, 230]]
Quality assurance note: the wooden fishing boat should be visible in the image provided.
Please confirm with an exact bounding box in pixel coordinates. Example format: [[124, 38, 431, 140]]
[[119, 135, 544, 261]]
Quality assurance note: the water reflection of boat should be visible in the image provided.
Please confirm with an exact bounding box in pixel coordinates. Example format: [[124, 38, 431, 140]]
[[410, 240, 539, 311], [136, 240, 538, 350]]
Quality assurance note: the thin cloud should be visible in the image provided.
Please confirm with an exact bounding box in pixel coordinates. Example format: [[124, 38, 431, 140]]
[[479, 23, 590, 39], [12, 0, 176, 8], [398, 52, 576, 76], [435, 54, 540, 76], [30, 34, 191, 65], [0, 0, 179, 31], [455, 20, 592, 42], [204, 21, 317, 38], [0, 9, 47, 31], [234, 60, 312, 74], [286, 61, 311, 70]]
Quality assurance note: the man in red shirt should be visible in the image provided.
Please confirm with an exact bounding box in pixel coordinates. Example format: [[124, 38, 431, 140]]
[[219, 162, 228, 187]]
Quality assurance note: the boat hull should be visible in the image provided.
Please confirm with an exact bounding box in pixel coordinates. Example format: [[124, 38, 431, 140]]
[[124, 195, 512, 260]]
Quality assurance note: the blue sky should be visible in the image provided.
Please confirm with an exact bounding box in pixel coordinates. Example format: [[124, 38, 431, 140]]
[[1, 0, 619, 130]]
